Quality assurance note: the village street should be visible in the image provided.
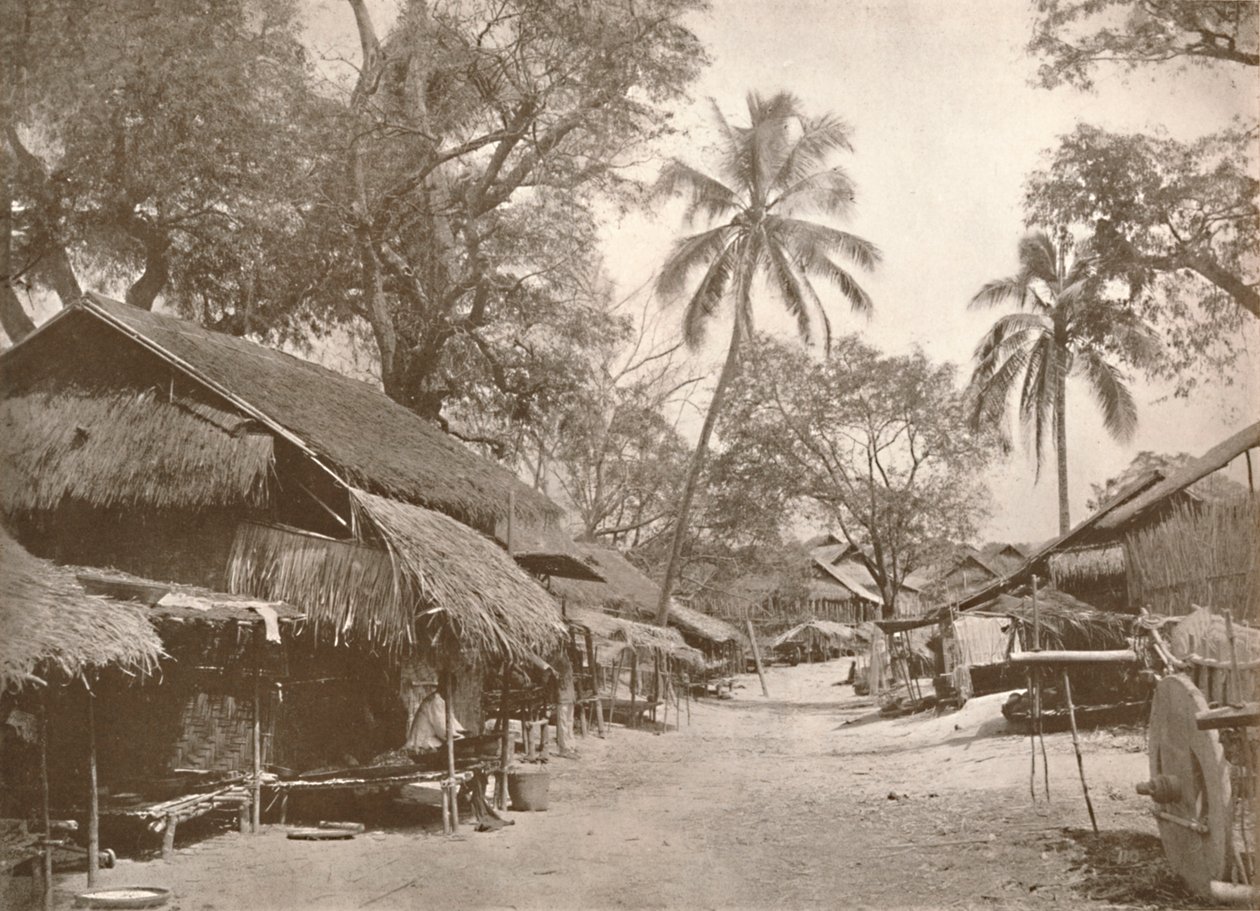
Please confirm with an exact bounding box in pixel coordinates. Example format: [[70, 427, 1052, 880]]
[[57, 661, 1194, 911]]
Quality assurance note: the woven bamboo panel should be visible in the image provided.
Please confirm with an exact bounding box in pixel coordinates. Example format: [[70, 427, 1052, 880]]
[[170, 692, 255, 772]]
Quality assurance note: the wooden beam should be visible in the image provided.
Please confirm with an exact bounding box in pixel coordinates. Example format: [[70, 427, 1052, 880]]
[[1009, 649, 1139, 665]]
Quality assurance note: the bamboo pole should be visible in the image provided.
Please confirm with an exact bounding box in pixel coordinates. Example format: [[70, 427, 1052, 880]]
[[444, 671, 459, 832], [1061, 670, 1098, 834], [629, 652, 639, 728], [86, 684, 99, 887], [746, 619, 769, 698], [608, 652, 624, 729], [496, 663, 512, 810], [40, 695, 53, 911], [251, 629, 262, 834]]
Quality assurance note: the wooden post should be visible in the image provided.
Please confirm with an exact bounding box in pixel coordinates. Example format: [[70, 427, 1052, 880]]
[[496, 663, 512, 810], [628, 652, 639, 728], [251, 629, 262, 834], [746, 619, 769, 698], [444, 670, 459, 832], [1061, 670, 1098, 834], [40, 695, 53, 911], [1030, 578, 1049, 799], [86, 685, 99, 886], [608, 652, 624, 729]]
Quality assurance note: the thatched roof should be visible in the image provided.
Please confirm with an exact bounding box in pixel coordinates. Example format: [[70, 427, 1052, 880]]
[[549, 543, 666, 616], [0, 295, 559, 532], [772, 620, 861, 648], [1096, 421, 1260, 532], [813, 558, 881, 604], [975, 589, 1132, 650], [1, 388, 273, 514], [548, 544, 745, 646], [664, 602, 745, 646], [1, 527, 164, 692], [565, 605, 704, 669], [227, 491, 565, 660], [1047, 542, 1127, 589]]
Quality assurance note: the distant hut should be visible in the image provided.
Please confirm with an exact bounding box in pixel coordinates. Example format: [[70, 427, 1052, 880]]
[[548, 543, 746, 679], [1, 294, 566, 840]]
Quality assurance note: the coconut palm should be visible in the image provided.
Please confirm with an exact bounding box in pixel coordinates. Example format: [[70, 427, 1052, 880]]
[[652, 91, 880, 624], [968, 229, 1156, 535]]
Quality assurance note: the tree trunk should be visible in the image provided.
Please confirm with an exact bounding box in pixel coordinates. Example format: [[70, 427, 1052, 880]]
[[1054, 345, 1070, 535], [654, 315, 743, 626]]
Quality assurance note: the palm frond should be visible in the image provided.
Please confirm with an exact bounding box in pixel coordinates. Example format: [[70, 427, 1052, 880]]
[[657, 225, 737, 301], [772, 216, 881, 271], [1075, 349, 1139, 443], [770, 166, 857, 219], [654, 160, 742, 225], [1017, 231, 1061, 285], [770, 113, 854, 196], [798, 249, 873, 317], [681, 234, 745, 349], [969, 276, 1027, 310], [1017, 338, 1055, 476], [767, 241, 829, 347]]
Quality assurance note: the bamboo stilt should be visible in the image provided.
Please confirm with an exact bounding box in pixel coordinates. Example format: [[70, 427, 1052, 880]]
[[40, 696, 53, 911], [1061, 670, 1098, 833], [496, 663, 511, 810], [444, 671, 459, 832], [87, 685, 99, 887], [747, 619, 769, 698], [608, 653, 624, 729], [251, 630, 262, 834]]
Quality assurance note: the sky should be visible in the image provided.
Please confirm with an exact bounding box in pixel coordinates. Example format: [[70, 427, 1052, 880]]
[[594, 0, 1259, 544]]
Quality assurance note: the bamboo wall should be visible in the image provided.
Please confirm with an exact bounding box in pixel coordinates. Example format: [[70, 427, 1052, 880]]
[[1125, 499, 1259, 624]]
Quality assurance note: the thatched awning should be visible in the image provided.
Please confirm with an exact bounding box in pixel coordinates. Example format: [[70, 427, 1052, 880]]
[[227, 492, 564, 660], [565, 605, 704, 670], [1048, 543, 1127, 589], [1, 528, 164, 692], [663, 602, 745, 646], [1, 389, 273, 513]]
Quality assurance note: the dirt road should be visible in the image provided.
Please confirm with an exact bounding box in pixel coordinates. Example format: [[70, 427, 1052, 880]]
[[45, 661, 1200, 910]]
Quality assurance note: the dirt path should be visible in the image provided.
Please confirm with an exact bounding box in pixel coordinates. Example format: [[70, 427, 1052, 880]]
[[43, 661, 1201, 910]]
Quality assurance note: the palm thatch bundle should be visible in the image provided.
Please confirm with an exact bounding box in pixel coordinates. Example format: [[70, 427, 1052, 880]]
[[1048, 543, 1126, 590], [1125, 499, 1259, 623], [75, 295, 558, 531], [1, 527, 164, 691], [1, 388, 273, 513], [983, 589, 1133, 650], [565, 605, 704, 670], [227, 491, 564, 660]]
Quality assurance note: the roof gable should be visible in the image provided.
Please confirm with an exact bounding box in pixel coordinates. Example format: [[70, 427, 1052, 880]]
[[1, 296, 560, 532]]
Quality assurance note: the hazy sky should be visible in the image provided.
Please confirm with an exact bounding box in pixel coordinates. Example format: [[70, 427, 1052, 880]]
[[595, 0, 1258, 544]]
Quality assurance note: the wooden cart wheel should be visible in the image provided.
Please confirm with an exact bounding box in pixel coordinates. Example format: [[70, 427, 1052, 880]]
[[1144, 674, 1233, 898]]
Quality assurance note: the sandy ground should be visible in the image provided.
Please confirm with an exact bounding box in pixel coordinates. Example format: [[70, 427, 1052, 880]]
[[24, 660, 1206, 910]]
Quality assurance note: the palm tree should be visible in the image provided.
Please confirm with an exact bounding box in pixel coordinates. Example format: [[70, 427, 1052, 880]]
[[968, 229, 1155, 535], [652, 91, 880, 625]]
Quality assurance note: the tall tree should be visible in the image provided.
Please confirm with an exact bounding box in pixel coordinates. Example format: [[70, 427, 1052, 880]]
[[1024, 124, 1258, 392], [651, 91, 880, 625], [712, 335, 995, 618], [1, 0, 323, 333], [1028, 0, 1258, 91], [967, 229, 1158, 534], [327, 0, 705, 435]]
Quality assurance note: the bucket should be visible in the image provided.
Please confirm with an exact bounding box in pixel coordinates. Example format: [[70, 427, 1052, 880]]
[[507, 765, 550, 811]]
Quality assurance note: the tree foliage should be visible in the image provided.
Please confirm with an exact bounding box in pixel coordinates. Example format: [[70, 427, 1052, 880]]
[[2, 0, 325, 338], [713, 334, 995, 617], [1024, 124, 1259, 391], [1087, 449, 1250, 511], [1028, 0, 1258, 91], [650, 90, 880, 623]]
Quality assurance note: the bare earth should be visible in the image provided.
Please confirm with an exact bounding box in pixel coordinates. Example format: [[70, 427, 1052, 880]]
[[41, 661, 1202, 910]]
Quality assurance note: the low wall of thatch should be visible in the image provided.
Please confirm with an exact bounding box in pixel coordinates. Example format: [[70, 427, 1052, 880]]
[[1126, 499, 1259, 623]]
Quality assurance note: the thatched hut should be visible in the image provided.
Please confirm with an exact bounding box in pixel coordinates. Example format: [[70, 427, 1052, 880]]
[[548, 544, 746, 678], [1, 294, 567, 836]]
